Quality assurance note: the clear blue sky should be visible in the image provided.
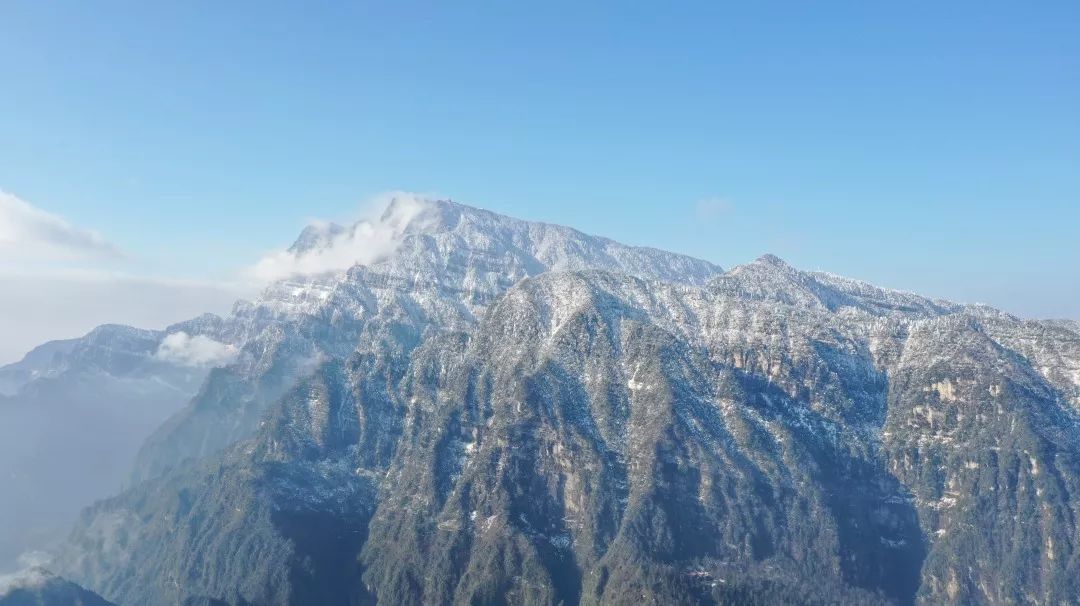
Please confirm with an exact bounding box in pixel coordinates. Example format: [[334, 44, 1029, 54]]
[[1, 1, 1078, 351]]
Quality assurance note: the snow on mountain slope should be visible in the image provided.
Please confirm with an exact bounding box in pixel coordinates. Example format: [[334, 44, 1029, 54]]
[[130, 197, 724, 482], [60, 261, 1080, 605], [709, 254, 959, 318], [9, 197, 1079, 605]]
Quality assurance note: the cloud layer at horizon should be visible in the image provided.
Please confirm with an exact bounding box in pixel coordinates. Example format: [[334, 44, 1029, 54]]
[[0, 192, 239, 364]]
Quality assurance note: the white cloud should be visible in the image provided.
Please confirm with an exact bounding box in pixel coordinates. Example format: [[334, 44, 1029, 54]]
[[0, 567, 51, 596], [0, 552, 55, 594], [14, 551, 51, 570], [695, 197, 732, 220], [0, 190, 250, 365], [0, 191, 122, 261], [248, 192, 434, 283], [155, 331, 238, 367]]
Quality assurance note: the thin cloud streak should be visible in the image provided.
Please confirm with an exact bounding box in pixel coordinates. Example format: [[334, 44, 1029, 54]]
[[695, 197, 732, 220], [0, 191, 123, 261]]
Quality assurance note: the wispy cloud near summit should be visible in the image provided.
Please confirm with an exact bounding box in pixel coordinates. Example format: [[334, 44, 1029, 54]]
[[155, 331, 238, 367], [247, 192, 433, 283]]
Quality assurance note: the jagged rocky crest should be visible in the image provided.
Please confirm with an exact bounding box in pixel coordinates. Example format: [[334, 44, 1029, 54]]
[[40, 199, 1080, 604]]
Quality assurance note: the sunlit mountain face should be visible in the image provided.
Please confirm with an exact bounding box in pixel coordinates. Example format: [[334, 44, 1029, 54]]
[[4, 199, 1077, 604]]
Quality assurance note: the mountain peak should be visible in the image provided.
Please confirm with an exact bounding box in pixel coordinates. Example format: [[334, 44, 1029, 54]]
[[288, 222, 347, 255], [743, 253, 800, 277], [753, 253, 789, 267], [257, 195, 721, 288], [377, 193, 442, 231]]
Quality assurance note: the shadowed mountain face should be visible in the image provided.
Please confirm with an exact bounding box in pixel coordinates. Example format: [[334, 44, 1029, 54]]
[[25, 200, 1080, 604]]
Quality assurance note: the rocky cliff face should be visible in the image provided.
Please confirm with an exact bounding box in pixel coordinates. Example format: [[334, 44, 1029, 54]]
[[49, 201, 1080, 605], [130, 199, 721, 483]]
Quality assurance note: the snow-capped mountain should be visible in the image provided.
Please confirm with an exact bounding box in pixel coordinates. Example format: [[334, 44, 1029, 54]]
[[9, 198, 1080, 604], [130, 198, 722, 483]]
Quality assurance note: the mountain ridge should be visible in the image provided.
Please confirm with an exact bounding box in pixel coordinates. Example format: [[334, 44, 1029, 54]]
[[129, 197, 724, 484], [6, 197, 1080, 604], [57, 260, 1080, 603]]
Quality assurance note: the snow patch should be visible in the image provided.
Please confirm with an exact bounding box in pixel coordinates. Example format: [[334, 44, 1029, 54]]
[[931, 379, 958, 402], [549, 533, 571, 549]]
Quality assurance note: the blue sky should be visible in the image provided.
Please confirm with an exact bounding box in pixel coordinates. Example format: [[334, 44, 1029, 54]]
[[0, 1, 1078, 360]]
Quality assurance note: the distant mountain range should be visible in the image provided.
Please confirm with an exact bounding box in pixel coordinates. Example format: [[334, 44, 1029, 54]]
[[4, 199, 1079, 604], [0, 321, 233, 571]]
